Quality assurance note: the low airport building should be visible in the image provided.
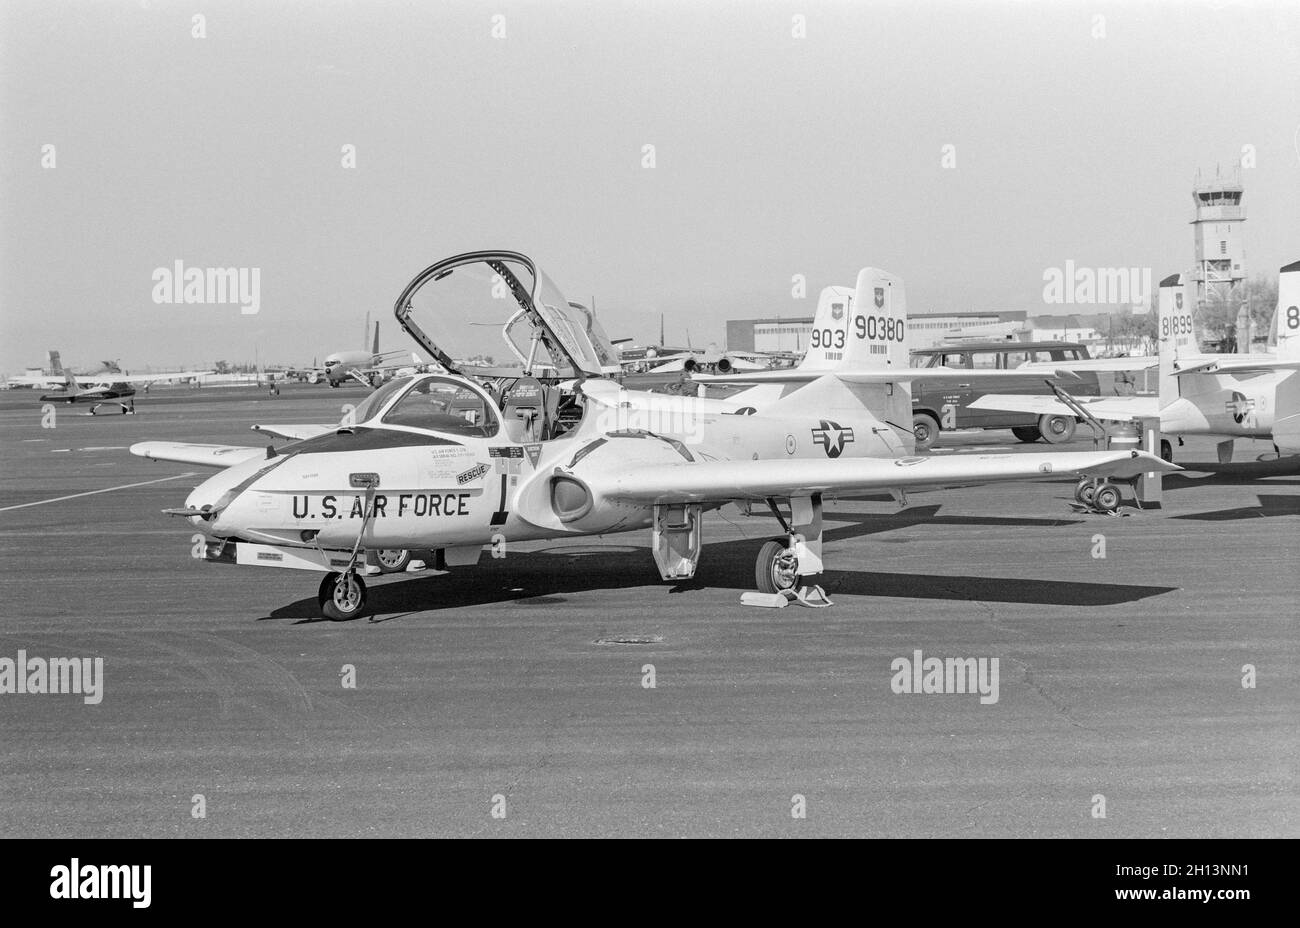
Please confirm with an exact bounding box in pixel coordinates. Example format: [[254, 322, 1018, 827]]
[[726, 309, 1153, 358]]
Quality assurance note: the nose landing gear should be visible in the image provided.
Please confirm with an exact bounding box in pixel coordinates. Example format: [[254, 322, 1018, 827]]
[[319, 570, 367, 621], [316, 479, 379, 620]]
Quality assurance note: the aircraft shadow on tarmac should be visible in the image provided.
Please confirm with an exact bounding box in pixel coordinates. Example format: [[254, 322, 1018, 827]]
[[1162, 454, 1300, 489], [1170, 494, 1300, 522], [257, 504, 1175, 623]]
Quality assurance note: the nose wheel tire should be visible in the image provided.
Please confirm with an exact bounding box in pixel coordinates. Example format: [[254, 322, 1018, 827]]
[[756, 539, 800, 595], [1159, 439, 1173, 463], [318, 571, 367, 621]]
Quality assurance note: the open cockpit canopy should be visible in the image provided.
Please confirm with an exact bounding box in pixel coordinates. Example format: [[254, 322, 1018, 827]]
[[393, 251, 618, 380]]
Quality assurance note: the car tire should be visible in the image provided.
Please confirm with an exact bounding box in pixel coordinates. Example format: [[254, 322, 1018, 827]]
[[1038, 414, 1077, 444], [912, 413, 941, 451]]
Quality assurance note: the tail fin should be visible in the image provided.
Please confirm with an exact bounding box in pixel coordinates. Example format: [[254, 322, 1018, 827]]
[[1273, 260, 1300, 360], [1157, 273, 1196, 409], [372, 320, 380, 358], [798, 268, 907, 373], [48, 350, 76, 389]]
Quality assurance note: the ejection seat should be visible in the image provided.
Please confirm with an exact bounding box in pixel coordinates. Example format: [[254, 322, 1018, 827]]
[[500, 377, 556, 442], [445, 388, 490, 430]]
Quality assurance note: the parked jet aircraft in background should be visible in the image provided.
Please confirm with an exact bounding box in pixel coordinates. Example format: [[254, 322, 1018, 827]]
[[638, 343, 784, 375], [131, 251, 1174, 620], [970, 262, 1300, 463], [299, 314, 423, 386]]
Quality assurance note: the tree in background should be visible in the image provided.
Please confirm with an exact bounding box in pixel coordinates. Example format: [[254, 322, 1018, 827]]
[[1196, 273, 1278, 351], [1108, 306, 1157, 355], [1246, 273, 1279, 341]]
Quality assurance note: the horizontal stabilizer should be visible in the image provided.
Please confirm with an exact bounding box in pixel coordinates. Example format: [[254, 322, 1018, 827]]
[[1172, 359, 1300, 376], [1020, 357, 1158, 373]]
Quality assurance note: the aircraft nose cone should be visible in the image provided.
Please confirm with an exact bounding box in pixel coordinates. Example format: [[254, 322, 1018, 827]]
[[184, 473, 238, 531]]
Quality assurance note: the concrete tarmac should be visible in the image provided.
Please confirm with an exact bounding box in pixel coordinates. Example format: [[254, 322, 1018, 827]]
[[0, 384, 1295, 837]]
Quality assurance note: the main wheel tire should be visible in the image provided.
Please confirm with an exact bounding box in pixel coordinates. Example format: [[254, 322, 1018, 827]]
[[1039, 414, 1077, 444], [1160, 439, 1173, 463], [912, 413, 941, 451], [1011, 426, 1042, 443], [1073, 479, 1092, 505], [1093, 484, 1122, 513], [755, 539, 799, 595], [374, 548, 411, 573], [318, 571, 367, 620], [1079, 483, 1098, 505]]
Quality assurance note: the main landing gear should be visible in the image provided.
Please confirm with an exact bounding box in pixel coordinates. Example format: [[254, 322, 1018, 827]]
[[743, 496, 832, 608], [373, 548, 412, 573], [755, 539, 799, 594], [1073, 478, 1124, 514]]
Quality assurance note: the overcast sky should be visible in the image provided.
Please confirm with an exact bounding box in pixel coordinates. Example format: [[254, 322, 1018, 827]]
[[2, 0, 1297, 373]]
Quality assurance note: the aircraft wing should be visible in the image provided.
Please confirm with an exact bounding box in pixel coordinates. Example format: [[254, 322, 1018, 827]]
[[251, 423, 334, 441], [130, 441, 269, 468], [585, 450, 1177, 505], [4, 373, 65, 386], [644, 356, 695, 373], [968, 394, 1160, 421], [39, 386, 122, 402], [696, 367, 1083, 385]]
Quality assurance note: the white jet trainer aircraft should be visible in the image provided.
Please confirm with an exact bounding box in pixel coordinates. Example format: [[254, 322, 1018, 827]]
[[969, 262, 1300, 463], [131, 251, 1175, 620]]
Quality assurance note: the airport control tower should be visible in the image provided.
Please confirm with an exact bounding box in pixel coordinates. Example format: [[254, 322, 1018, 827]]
[[1188, 170, 1247, 312]]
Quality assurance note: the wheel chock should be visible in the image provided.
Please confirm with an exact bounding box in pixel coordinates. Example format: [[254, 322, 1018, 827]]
[[741, 591, 793, 608], [741, 585, 834, 609]]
